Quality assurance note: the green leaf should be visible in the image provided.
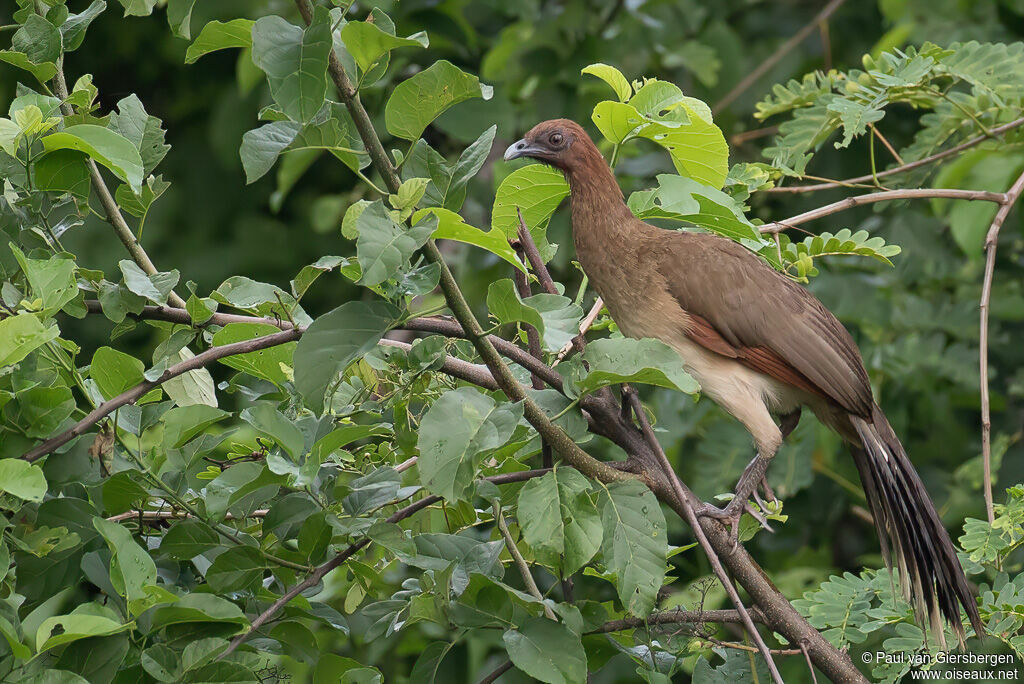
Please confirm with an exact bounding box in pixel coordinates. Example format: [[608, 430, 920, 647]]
[[10, 386, 75, 438], [184, 19, 254, 64], [0, 313, 59, 367], [755, 71, 836, 120], [340, 20, 427, 74], [166, 0, 196, 39], [107, 94, 170, 176], [385, 60, 494, 141], [571, 337, 699, 397], [599, 480, 669, 616], [114, 174, 170, 220], [36, 615, 131, 654], [409, 641, 458, 684], [239, 121, 300, 183], [141, 643, 181, 682], [0, 51, 57, 84], [117, 0, 156, 17], [517, 468, 601, 574], [627, 174, 764, 243], [502, 617, 587, 684], [487, 279, 582, 350], [206, 546, 266, 593], [251, 9, 332, 124], [240, 403, 305, 459], [403, 126, 496, 211], [159, 520, 220, 560], [146, 593, 248, 632], [42, 124, 144, 192], [417, 387, 524, 502], [356, 201, 434, 287], [293, 300, 400, 411], [211, 323, 295, 387], [162, 346, 217, 408], [118, 260, 178, 305], [90, 346, 145, 399], [92, 517, 158, 609], [415, 207, 523, 272], [161, 404, 229, 448], [61, 0, 107, 53], [13, 15, 61, 65], [491, 164, 569, 263], [827, 98, 885, 149], [582, 63, 632, 102], [34, 149, 92, 201], [0, 459, 47, 502], [11, 245, 78, 315]]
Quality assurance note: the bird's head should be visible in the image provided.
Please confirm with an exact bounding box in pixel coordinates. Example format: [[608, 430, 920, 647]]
[[503, 119, 601, 173]]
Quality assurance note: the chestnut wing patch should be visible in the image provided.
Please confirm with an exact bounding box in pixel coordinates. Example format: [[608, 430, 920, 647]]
[[686, 314, 826, 398]]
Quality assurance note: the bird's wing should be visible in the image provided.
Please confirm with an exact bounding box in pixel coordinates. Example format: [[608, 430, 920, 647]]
[[653, 231, 873, 417]]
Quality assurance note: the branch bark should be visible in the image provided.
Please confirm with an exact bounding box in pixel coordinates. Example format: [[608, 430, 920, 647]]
[[978, 169, 1024, 523], [760, 187, 1006, 233]]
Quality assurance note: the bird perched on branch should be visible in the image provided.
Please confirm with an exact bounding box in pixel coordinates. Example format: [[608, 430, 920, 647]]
[[504, 118, 983, 646]]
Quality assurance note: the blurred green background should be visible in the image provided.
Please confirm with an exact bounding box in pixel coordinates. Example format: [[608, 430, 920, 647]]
[[3, 0, 1023, 680]]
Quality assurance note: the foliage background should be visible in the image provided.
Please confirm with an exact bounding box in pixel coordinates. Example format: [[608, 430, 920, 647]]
[[2, 0, 1024, 682]]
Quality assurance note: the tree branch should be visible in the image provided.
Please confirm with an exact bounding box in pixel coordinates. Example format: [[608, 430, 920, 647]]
[[712, 0, 849, 113], [20, 328, 301, 462], [515, 208, 559, 296], [622, 387, 783, 684], [978, 169, 1024, 523], [493, 499, 557, 620], [51, 63, 186, 309], [760, 188, 1006, 233], [764, 116, 1024, 194]]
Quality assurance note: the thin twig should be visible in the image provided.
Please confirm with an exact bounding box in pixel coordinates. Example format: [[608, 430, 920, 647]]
[[698, 637, 802, 656], [553, 297, 604, 365], [589, 608, 762, 633], [493, 500, 557, 620], [477, 660, 514, 684], [978, 169, 1024, 523], [107, 509, 269, 523], [765, 116, 1024, 194], [869, 124, 905, 166], [511, 240, 552, 468], [51, 61, 186, 309], [515, 208, 559, 295], [622, 387, 783, 684], [712, 0, 849, 113], [760, 188, 1006, 233]]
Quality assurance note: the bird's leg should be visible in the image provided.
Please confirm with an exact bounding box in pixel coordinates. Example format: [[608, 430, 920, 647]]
[[697, 452, 776, 547], [757, 410, 801, 507]]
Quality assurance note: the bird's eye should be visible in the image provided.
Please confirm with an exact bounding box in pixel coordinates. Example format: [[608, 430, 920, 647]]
[[550, 133, 564, 146]]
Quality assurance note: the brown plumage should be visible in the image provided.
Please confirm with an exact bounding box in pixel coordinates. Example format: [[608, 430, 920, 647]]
[[504, 118, 983, 646]]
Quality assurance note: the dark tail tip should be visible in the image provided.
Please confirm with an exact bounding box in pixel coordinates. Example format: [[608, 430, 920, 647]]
[[849, 406, 983, 647]]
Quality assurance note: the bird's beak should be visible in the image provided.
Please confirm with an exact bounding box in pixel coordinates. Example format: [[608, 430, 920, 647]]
[[504, 139, 542, 161]]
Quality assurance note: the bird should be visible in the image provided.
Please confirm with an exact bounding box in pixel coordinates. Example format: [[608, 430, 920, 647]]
[[503, 118, 983, 646]]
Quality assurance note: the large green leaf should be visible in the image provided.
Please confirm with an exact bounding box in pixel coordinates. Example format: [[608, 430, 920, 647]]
[[414, 207, 524, 272], [417, 387, 523, 502], [293, 300, 400, 411], [570, 337, 698, 397], [340, 20, 427, 74], [251, 9, 332, 124], [385, 60, 493, 141], [211, 323, 295, 387], [598, 480, 669, 616], [61, 0, 108, 53], [10, 244, 78, 315], [486, 279, 582, 351], [628, 174, 764, 243], [184, 19, 254, 64], [35, 615, 132, 654], [356, 201, 434, 287], [43, 125, 144, 192], [13, 15, 60, 65], [582, 63, 632, 102], [491, 164, 569, 263], [107, 94, 170, 176], [403, 126, 496, 211], [92, 517, 158, 611], [591, 79, 728, 188], [90, 346, 145, 399], [502, 617, 587, 684], [517, 468, 601, 574]]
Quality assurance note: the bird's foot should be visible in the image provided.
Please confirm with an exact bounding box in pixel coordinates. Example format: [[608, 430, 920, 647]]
[[697, 456, 779, 549]]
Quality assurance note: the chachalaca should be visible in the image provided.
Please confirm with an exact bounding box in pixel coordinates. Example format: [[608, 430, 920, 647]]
[[504, 119, 983, 646]]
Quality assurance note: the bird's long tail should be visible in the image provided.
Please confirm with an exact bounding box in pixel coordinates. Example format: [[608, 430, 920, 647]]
[[849, 403, 983, 648]]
